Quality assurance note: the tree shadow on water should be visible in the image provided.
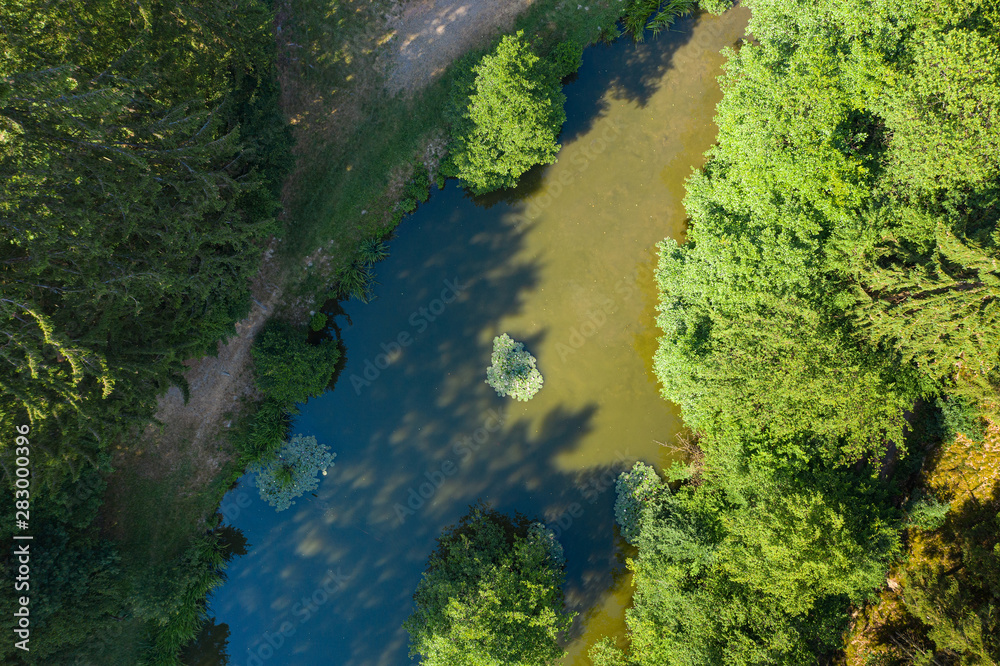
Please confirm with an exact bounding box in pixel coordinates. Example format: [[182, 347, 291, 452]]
[[202, 9, 722, 652], [209, 177, 624, 666], [560, 15, 700, 144]]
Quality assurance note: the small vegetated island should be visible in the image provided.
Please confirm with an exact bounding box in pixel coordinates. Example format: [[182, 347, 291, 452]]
[[486, 333, 544, 402]]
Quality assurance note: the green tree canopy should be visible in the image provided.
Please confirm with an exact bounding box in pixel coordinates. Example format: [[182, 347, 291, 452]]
[[403, 505, 573, 666], [0, 0, 291, 489], [250, 320, 340, 407], [446, 32, 566, 195]]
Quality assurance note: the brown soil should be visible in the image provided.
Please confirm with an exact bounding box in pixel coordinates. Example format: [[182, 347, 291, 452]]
[[385, 0, 535, 94], [103, 253, 283, 527]]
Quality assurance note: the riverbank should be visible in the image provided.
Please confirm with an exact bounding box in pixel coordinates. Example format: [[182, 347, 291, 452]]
[[99, 0, 626, 661]]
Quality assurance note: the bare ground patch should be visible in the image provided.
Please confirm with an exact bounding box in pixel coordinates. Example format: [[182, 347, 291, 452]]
[[385, 0, 536, 94]]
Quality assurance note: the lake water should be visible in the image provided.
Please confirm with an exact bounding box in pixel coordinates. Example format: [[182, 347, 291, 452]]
[[202, 9, 749, 665]]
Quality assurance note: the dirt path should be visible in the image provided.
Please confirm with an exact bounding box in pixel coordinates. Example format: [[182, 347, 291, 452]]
[[148, 275, 281, 484], [385, 0, 535, 94], [112, 0, 536, 501], [105, 256, 282, 508]]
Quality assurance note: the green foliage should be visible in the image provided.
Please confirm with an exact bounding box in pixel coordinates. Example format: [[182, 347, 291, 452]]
[[613, 471, 894, 665], [549, 40, 584, 80], [904, 496, 951, 532], [309, 312, 329, 332], [936, 395, 987, 443], [358, 237, 390, 266], [624, 1, 1000, 663], [336, 259, 377, 303], [251, 320, 340, 407], [590, 638, 630, 666], [699, 0, 735, 14], [654, 250, 921, 463], [403, 504, 574, 666], [0, 0, 290, 489], [140, 535, 227, 666], [403, 165, 432, 205], [231, 397, 290, 462], [614, 462, 663, 544], [0, 1, 290, 662], [0, 501, 126, 664], [485, 333, 544, 401], [445, 31, 567, 195], [253, 435, 336, 511], [898, 495, 1000, 663], [622, 0, 697, 41], [877, 24, 1000, 193], [717, 481, 898, 617]]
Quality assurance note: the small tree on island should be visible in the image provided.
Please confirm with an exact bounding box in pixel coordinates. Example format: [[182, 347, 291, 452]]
[[486, 333, 544, 401], [253, 435, 336, 511], [403, 504, 574, 666]]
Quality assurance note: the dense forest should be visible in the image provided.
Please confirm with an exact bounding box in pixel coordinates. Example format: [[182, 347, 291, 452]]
[[0, 0, 318, 662], [591, 0, 1000, 663], [3, 0, 998, 663]]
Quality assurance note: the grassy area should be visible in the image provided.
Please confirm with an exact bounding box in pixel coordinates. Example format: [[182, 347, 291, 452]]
[[94, 432, 246, 664], [273, 0, 625, 308]]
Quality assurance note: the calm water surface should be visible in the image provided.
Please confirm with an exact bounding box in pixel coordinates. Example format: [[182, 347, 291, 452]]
[[205, 9, 749, 665]]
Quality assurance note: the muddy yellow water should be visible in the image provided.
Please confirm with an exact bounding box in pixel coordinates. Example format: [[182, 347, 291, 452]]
[[207, 9, 749, 666]]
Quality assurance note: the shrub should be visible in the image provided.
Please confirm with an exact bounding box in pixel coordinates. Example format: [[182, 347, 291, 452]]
[[623, 0, 697, 40], [251, 320, 340, 406], [549, 40, 584, 80], [590, 638, 629, 666], [699, 0, 734, 15], [486, 333, 544, 401], [336, 260, 375, 303], [231, 397, 290, 462], [309, 311, 328, 332], [357, 237, 389, 266], [904, 495, 951, 532], [403, 165, 431, 203], [446, 31, 566, 195], [614, 462, 662, 544], [936, 395, 986, 442], [253, 435, 336, 511]]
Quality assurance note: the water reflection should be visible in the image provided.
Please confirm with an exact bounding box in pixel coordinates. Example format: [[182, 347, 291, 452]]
[[205, 8, 749, 666]]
